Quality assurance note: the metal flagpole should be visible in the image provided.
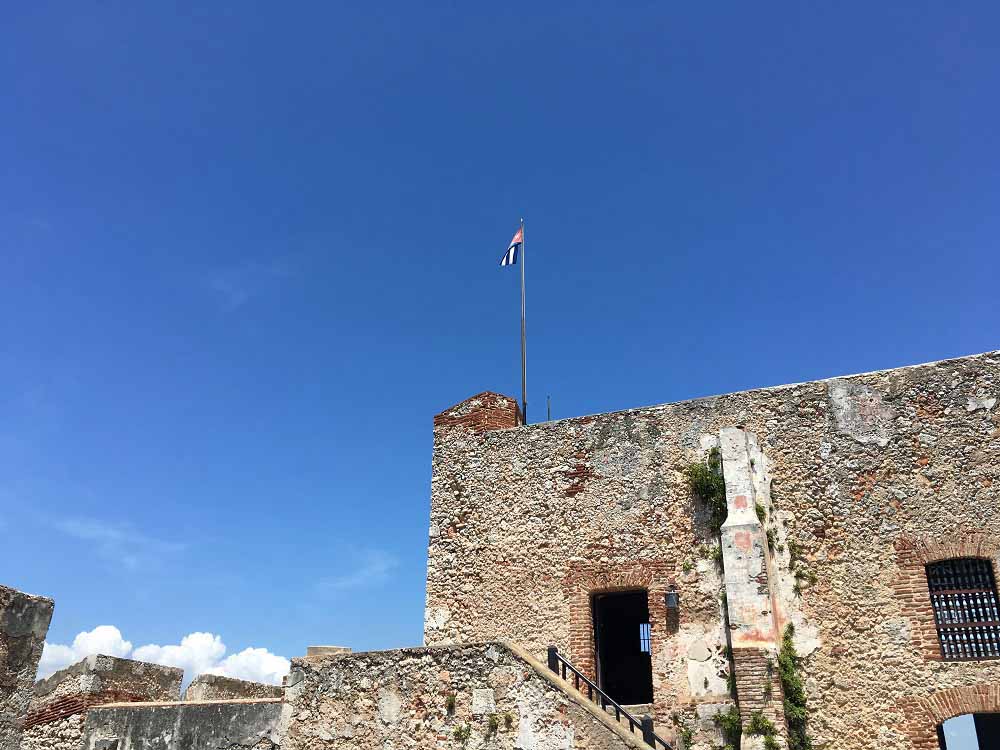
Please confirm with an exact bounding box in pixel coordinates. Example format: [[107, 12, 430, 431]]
[[519, 217, 527, 425]]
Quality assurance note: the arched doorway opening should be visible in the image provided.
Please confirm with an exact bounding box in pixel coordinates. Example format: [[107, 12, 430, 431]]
[[938, 713, 1000, 749]]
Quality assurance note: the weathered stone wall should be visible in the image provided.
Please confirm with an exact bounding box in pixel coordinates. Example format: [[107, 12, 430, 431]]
[[184, 673, 283, 702], [23, 655, 183, 750], [425, 351, 1000, 749], [0, 584, 54, 750], [281, 642, 651, 750], [82, 699, 283, 750]]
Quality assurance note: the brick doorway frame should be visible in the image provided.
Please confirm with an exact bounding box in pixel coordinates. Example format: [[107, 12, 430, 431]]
[[897, 684, 1000, 749], [564, 560, 672, 689]]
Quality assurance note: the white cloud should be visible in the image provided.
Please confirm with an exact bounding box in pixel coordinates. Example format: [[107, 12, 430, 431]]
[[133, 632, 228, 681], [38, 626, 288, 688], [317, 549, 397, 592], [38, 625, 133, 677], [208, 647, 290, 685]]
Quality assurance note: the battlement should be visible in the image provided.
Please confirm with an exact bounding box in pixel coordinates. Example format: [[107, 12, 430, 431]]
[[22, 655, 183, 750], [183, 673, 283, 702]]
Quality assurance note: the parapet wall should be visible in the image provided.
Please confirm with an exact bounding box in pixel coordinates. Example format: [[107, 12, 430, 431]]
[[0, 584, 54, 750], [23, 655, 182, 750], [184, 673, 283, 702], [280, 642, 645, 750], [83, 699, 283, 750]]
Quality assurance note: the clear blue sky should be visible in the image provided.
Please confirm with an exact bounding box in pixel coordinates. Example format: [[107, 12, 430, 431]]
[[2, 2, 997, 679]]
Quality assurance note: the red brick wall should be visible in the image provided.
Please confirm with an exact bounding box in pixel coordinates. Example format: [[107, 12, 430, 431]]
[[893, 531, 1000, 662], [731, 648, 785, 732], [433, 392, 522, 432], [23, 691, 146, 729], [897, 683, 1000, 749]]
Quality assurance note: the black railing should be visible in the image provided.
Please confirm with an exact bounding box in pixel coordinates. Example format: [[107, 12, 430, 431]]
[[547, 646, 673, 749]]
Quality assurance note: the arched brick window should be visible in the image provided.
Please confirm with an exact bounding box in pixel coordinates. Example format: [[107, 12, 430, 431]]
[[926, 557, 1000, 661], [894, 532, 1000, 662]]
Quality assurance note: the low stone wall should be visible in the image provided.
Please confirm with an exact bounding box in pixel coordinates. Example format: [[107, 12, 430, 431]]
[[184, 673, 283, 701], [0, 584, 54, 750], [281, 641, 671, 750], [23, 655, 183, 750], [82, 699, 283, 750]]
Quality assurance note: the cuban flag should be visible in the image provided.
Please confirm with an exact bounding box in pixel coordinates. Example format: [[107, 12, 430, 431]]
[[499, 226, 523, 267]]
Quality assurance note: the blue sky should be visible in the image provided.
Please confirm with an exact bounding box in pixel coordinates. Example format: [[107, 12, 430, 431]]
[[2, 2, 998, 689]]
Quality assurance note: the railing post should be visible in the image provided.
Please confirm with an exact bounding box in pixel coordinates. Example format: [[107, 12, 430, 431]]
[[641, 715, 655, 747], [547, 645, 559, 674]]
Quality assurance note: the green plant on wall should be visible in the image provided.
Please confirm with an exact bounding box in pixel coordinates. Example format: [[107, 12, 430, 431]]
[[746, 711, 780, 750], [685, 447, 726, 533], [453, 724, 471, 745], [779, 624, 813, 750], [670, 713, 694, 749], [713, 705, 741, 748], [445, 693, 457, 714]]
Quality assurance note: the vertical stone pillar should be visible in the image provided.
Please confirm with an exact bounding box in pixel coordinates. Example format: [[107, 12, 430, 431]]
[[0, 584, 54, 750], [719, 428, 787, 748]]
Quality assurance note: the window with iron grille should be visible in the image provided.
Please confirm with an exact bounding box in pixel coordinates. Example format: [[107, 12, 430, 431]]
[[926, 558, 1000, 661], [639, 622, 651, 654]]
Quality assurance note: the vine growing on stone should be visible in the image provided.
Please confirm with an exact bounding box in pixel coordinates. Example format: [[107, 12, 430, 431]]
[[778, 624, 812, 750], [685, 447, 726, 533], [713, 705, 742, 749]]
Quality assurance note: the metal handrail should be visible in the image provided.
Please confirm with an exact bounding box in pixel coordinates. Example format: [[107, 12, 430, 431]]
[[547, 646, 673, 749]]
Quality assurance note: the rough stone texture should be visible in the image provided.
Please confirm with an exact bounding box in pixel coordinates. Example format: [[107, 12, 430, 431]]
[[0, 584, 54, 750], [23, 655, 183, 750], [184, 673, 284, 702], [281, 642, 652, 750], [425, 351, 1000, 749], [82, 699, 283, 750]]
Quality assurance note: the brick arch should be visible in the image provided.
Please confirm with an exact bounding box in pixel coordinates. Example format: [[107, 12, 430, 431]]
[[897, 683, 1000, 749], [563, 560, 673, 682], [893, 531, 1000, 661], [897, 531, 1000, 567]]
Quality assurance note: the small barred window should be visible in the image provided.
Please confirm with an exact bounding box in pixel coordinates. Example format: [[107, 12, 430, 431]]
[[639, 622, 651, 654], [926, 558, 1000, 661]]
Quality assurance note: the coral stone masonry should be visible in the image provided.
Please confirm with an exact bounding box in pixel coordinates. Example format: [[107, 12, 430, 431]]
[[22, 655, 183, 750], [0, 584, 53, 750], [2, 349, 999, 750], [426, 351, 1000, 748]]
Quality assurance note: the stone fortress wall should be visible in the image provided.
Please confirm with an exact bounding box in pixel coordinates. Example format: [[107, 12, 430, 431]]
[[21, 653, 284, 750], [183, 673, 285, 702], [280, 642, 644, 750], [82, 698, 284, 750], [22, 655, 183, 750], [0, 584, 54, 750], [425, 351, 1000, 748]]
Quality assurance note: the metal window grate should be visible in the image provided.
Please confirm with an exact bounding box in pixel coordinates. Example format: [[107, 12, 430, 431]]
[[639, 622, 651, 654], [927, 558, 1000, 661]]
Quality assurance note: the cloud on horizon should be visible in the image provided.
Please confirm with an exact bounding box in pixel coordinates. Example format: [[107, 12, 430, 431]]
[[39, 625, 289, 687]]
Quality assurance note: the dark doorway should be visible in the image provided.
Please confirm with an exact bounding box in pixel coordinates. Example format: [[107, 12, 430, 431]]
[[938, 713, 1000, 748], [593, 590, 654, 705]]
